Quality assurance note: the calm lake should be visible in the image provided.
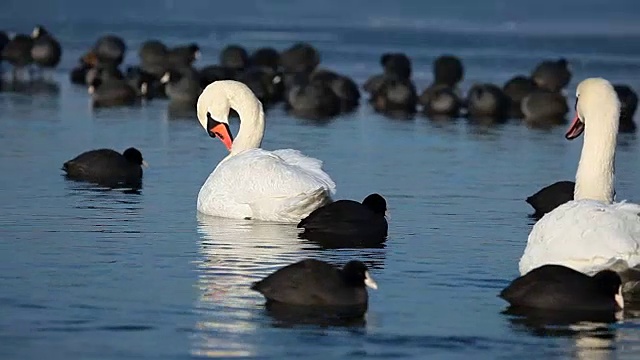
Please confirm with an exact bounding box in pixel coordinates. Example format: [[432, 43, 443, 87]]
[[1, 0, 640, 358]]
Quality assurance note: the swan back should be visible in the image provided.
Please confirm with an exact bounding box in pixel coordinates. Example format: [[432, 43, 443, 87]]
[[271, 149, 336, 194], [519, 199, 640, 276]]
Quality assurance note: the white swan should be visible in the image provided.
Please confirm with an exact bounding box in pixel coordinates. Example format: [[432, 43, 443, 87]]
[[195, 80, 336, 222], [519, 78, 640, 277]]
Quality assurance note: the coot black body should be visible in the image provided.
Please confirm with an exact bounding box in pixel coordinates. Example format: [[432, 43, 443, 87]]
[[500, 264, 623, 312], [297, 193, 388, 240], [251, 259, 377, 309], [62, 148, 145, 188]]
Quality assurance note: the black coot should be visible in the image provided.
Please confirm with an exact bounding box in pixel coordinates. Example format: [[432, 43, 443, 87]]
[[62, 147, 146, 188], [30, 25, 62, 73], [500, 264, 623, 312], [251, 259, 377, 308], [297, 193, 388, 241]]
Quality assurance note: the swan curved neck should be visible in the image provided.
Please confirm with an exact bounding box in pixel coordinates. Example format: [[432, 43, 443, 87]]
[[227, 89, 265, 155], [574, 107, 618, 204]]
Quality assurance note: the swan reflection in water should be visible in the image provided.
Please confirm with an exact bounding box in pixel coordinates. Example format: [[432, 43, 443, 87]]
[[192, 214, 305, 357], [191, 214, 387, 356]]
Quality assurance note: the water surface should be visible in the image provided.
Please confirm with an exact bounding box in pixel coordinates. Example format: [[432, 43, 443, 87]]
[[1, 1, 640, 358]]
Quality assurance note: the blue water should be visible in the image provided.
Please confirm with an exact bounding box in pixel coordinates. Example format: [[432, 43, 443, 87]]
[[1, 0, 640, 358]]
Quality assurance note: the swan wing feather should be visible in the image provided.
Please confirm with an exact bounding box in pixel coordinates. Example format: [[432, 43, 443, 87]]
[[271, 149, 336, 195], [519, 199, 640, 275]]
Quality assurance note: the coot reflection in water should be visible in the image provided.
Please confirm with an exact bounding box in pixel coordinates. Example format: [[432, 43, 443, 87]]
[[64, 181, 143, 207], [299, 232, 388, 249], [503, 306, 622, 330], [264, 301, 368, 328], [1, 79, 60, 95], [62, 171, 143, 193], [503, 306, 622, 359], [61, 182, 144, 238]]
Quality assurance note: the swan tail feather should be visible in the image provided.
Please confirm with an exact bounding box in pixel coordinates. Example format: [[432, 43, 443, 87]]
[[281, 187, 333, 222], [612, 201, 640, 216], [272, 149, 337, 195], [248, 187, 332, 223]]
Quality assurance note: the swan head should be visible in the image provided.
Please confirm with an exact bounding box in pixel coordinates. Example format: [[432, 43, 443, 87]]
[[566, 77, 620, 140], [196, 81, 234, 151]]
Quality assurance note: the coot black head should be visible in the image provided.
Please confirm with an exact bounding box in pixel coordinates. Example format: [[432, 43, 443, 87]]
[[161, 67, 199, 85], [160, 69, 180, 84], [125, 66, 155, 97], [342, 260, 378, 289], [362, 193, 387, 215], [433, 55, 464, 87], [88, 76, 102, 91], [220, 44, 249, 70], [250, 47, 280, 70], [31, 25, 50, 38], [139, 40, 167, 56], [279, 42, 320, 74], [380, 52, 412, 79], [94, 35, 126, 65], [0, 31, 9, 52], [122, 147, 144, 165], [187, 43, 200, 54], [614, 84, 638, 133], [531, 58, 571, 93], [593, 269, 623, 299]]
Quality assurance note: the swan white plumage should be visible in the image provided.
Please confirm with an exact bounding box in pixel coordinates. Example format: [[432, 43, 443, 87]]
[[519, 78, 640, 277], [195, 80, 336, 222]]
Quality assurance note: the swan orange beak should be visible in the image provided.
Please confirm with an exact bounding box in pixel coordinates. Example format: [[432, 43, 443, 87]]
[[209, 123, 233, 151], [565, 113, 585, 140], [206, 114, 234, 151]]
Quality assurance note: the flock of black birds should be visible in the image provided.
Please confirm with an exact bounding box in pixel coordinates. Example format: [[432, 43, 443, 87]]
[[1, 25, 635, 324], [0, 25, 62, 84], [1, 25, 637, 130]]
